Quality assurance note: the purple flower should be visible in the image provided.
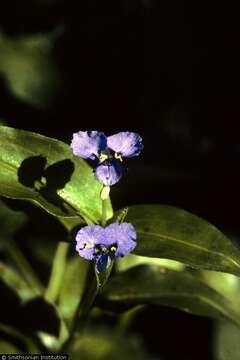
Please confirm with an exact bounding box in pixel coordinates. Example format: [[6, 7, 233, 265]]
[[71, 130, 143, 185], [95, 159, 122, 186], [76, 222, 137, 272], [71, 131, 107, 160], [107, 132, 143, 158]]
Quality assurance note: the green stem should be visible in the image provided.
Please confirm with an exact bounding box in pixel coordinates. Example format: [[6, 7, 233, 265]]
[[101, 198, 108, 227], [44, 242, 69, 303], [7, 240, 43, 295]]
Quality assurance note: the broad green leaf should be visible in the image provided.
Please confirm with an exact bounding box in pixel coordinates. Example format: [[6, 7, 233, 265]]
[[59, 256, 89, 326], [0, 30, 60, 108], [100, 265, 240, 327], [0, 126, 113, 223], [68, 332, 151, 360], [0, 261, 35, 302], [125, 205, 240, 276]]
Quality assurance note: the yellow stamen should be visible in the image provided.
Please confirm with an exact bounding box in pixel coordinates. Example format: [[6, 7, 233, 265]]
[[114, 153, 123, 162], [99, 153, 108, 163]]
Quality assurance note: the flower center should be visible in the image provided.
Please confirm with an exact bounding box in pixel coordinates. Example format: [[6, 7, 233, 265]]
[[94, 243, 118, 273], [99, 150, 123, 163], [94, 243, 117, 256]]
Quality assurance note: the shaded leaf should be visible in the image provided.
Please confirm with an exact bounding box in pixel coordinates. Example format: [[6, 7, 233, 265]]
[[0, 340, 20, 353], [0, 199, 27, 246], [100, 265, 240, 327], [0, 126, 113, 224], [0, 261, 35, 302], [0, 30, 60, 108], [214, 321, 240, 360], [68, 332, 151, 360], [0, 323, 39, 353], [23, 297, 69, 351], [124, 205, 240, 276]]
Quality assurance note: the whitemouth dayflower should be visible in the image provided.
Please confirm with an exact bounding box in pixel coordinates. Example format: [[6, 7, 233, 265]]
[[71, 131, 143, 186], [75, 222, 137, 272]]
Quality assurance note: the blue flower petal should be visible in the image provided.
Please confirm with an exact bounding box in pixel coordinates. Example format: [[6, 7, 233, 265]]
[[95, 159, 122, 186], [71, 131, 107, 160], [104, 222, 137, 257], [76, 225, 104, 260], [107, 132, 143, 158]]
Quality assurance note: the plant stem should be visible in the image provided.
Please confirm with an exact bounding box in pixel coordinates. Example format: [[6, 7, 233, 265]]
[[44, 241, 69, 303], [7, 239, 43, 295], [101, 198, 108, 227]]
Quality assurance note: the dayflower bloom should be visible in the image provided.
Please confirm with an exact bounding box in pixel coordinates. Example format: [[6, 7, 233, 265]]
[[76, 222, 137, 272], [71, 131, 143, 185]]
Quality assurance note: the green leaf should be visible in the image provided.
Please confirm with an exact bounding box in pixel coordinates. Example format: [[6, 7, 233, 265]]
[[0, 30, 60, 108], [0, 261, 35, 302], [0, 126, 113, 223], [0, 200, 42, 295], [59, 256, 89, 326], [23, 297, 69, 351], [214, 321, 240, 360], [100, 265, 240, 327], [0, 323, 39, 353], [0, 340, 20, 353], [0, 199, 27, 246], [68, 332, 151, 360], [124, 205, 240, 276], [201, 270, 240, 305], [117, 254, 184, 272]]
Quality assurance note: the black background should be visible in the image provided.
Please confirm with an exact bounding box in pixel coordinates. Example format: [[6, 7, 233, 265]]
[[0, 1, 240, 359]]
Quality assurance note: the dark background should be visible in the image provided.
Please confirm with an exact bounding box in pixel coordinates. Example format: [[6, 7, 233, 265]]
[[0, 1, 239, 359]]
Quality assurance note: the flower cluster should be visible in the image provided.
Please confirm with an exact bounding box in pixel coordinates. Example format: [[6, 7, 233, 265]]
[[71, 130, 142, 272], [71, 131, 143, 185], [76, 223, 137, 272]]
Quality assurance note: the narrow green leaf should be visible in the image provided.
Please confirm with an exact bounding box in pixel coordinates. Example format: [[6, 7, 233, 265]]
[[124, 205, 240, 276], [59, 256, 89, 326], [0, 340, 20, 353], [0, 199, 27, 246], [0, 200, 42, 295], [0, 126, 113, 223], [0, 261, 35, 302], [100, 265, 240, 328], [0, 323, 39, 353]]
